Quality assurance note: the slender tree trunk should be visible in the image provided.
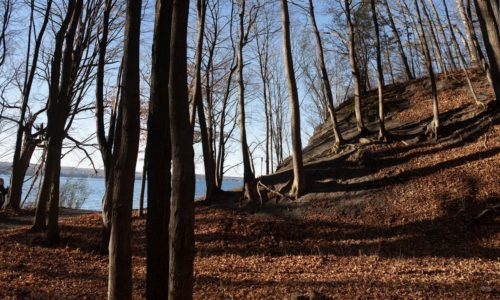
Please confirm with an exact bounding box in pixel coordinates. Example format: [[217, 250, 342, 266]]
[[45, 0, 83, 244], [146, 0, 172, 298], [345, 0, 367, 134], [281, 0, 305, 198], [427, 0, 457, 71], [7, 0, 52, 211], [32, 0, 79, 232], [308, 0, 343, 149], [371, 0, 386, 140], [192, 0, 218, 202], [95, 0, 117, 251], [383, 0, 414, 80], [443, 0, 481, 106], [107, 0, 141, 298], [419, 0, 447, 74], [168, 0, 195, 298], [456, 0, 480, 66], [474, 0, 500, 104], [237, 0, 260, 206], [414, 0, 440, 139], [46, 135, 63, 243]]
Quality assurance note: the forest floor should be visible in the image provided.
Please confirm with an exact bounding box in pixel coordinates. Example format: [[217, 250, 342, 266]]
[[0, 71, 499, 299]]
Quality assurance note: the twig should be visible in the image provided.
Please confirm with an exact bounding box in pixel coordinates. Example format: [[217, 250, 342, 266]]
[[257, 180, 294, 202]]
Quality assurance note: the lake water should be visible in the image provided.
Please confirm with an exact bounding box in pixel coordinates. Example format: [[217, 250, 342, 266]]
[[0, 173, 242, 211]]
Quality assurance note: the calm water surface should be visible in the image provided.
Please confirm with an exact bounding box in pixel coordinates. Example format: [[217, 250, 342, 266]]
[[0, 173, 242, 211]]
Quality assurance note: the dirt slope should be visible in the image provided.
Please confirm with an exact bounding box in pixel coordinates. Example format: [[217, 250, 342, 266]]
[[0, 71, 499, 299]]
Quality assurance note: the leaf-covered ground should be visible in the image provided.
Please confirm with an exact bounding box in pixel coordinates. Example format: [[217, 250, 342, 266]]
[[0, 72, 499, 299]]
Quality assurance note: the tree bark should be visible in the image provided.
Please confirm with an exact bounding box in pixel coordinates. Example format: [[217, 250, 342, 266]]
[[443, 0, 481, 106], [32, 0, 80, 232], [456, 0, 480, 66], [168, 0, 195, 298], [474, 0, 500, 104], [308, 0, 343, 149], [145, 0, 172, 298], [281, 0, 305, 198], [427, 0, 457, 71], [419, 0, 447, 74], [414, 0, 440, 139], [237, 0, 260, 206], [345, 0, 367, 134], [107, 0, 142, 298], [382, 0, 414, 80], [192, 0, 218, 202], [371, 0, 386, 140], [7, 0, 52, 211]]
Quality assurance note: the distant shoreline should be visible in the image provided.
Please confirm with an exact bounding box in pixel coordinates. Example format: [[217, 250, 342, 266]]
[[0, 161, 242, 181]]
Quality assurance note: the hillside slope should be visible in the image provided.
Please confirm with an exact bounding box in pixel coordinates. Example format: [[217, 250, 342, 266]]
[[0, 71, 498, 299]]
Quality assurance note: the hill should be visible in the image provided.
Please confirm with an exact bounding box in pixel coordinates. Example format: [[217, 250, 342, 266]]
[[0, 71, 498, 299]]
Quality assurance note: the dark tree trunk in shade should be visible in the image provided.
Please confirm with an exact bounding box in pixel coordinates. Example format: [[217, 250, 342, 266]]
[[168, 0, 196, 298], [107, 0, 142, 298], [145, 0, 172, 298]]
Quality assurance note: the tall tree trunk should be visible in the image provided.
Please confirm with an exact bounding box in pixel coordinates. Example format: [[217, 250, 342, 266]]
[[32, 0, 79, 232], [474, 0, 500, 104], [443, 0, 481, 106], [371, 0, 386, 140], [456, 0, 480, 66], [145, 0, 172, 298], [237, 0, 260, 206], [345, 0, 367, 134], [7, 0, 52, 211], [281, 0, 305, 198], [308, 0, 343, 149], [383, 0, 414, 80], [427, 0, 457, 71], [414, 0, 440, 139], [45, 0, 83, 244], [192, 0, 218, 202], [168, 0, 195, 298], [95, 0, 117, 252], [419, 0, 447, 74], [107, 0, 141, 298]]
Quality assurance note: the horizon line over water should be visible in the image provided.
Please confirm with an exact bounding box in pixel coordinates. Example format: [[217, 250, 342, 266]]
[[0, 173, 243, 211]]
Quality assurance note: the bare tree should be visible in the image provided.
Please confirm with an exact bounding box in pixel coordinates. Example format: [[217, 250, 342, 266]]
[[168, 0, 196, 297], [371, 0, 386, 140], [474, 0, 500, 104], [280, 0, 305, 198], [382, 0, 414, 80], [6, 0, 52, 211], [191, 0, 219, 202], [414, 0, 440, 139], [236, 0, 260, 206], [345, 0, 367, 134], [145, 0, 172, 298], [308, 0, 344, 149], [108, 0, 142, 298]]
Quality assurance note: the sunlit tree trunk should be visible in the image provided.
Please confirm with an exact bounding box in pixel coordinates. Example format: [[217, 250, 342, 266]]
[[237, 0, 260, 206], [308, 0, 343, 149], [371, 0, 386, 140], [281, 0, 305, 198], [474, 0, 500, 104], [382, 0, 414, 80], [345, 0, 367, 134], [414, 0, 440, 139]]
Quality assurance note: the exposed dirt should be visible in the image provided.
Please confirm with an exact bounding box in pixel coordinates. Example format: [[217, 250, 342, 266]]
[[0, 71, 499, 299]]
